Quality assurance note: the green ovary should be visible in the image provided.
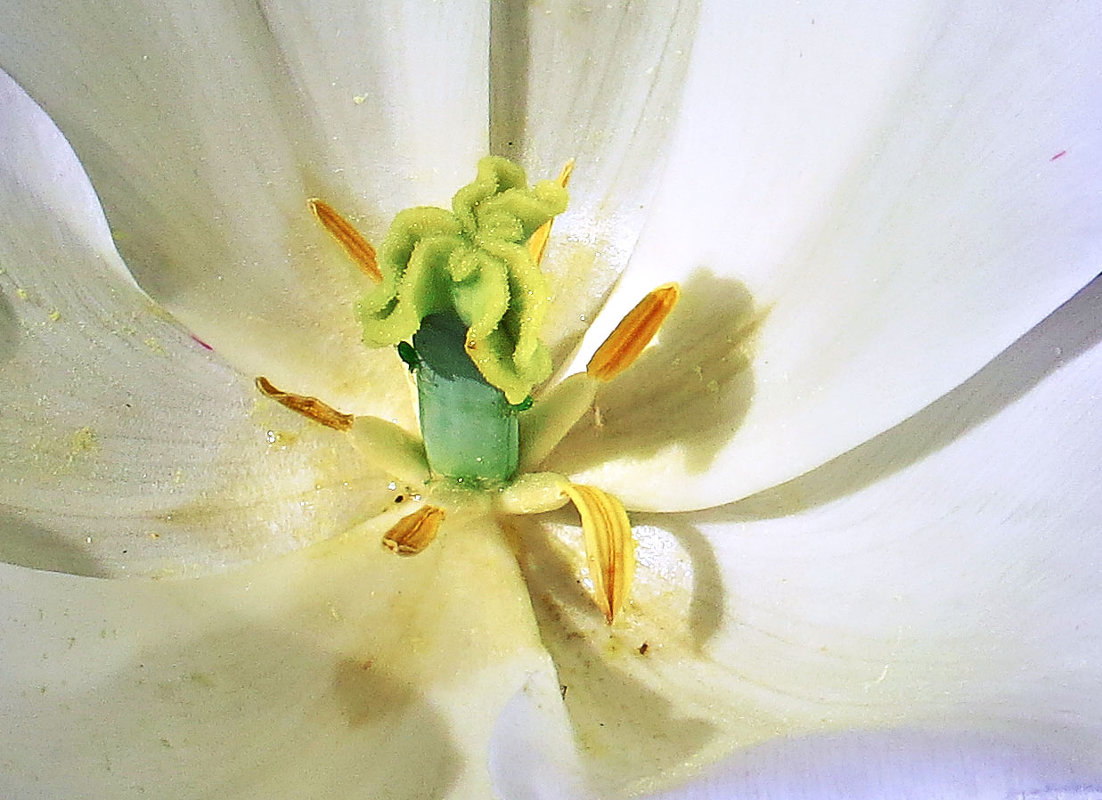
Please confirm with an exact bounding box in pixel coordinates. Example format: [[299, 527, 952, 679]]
[[358, 157, 567, 485], [357, 156, 566, 405]]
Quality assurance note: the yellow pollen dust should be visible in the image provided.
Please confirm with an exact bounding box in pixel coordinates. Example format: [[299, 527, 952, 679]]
[[255, 376, 354, 431], [307, 198, 381, 282], [587, 283, 680, 381]]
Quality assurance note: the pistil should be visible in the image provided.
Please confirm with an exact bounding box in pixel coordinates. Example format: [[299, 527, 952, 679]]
[[255, 157, 683, 624], [410, 312, 520, 485]]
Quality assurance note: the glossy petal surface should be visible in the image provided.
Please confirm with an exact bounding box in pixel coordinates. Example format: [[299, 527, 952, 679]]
[[517, 279, 1102, 795], [0, 0, 488, 411], [554, 1, 1102, 510], [0, 69, 394, 576], [0, 512, 550, 799]]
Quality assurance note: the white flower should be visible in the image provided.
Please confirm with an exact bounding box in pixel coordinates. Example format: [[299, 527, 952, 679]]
[[1, 3, 1101, 799]]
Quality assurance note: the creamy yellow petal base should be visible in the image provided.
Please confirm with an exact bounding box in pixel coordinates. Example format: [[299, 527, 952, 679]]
[[0, 512, 554, 799]]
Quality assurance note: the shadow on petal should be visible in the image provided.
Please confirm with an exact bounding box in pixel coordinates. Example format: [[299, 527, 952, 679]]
[[506, 515, 717, 791], [0, 289, 17, 362], [0, 510, 111, 577], [3, 594, 463, 799], [717, 272, 1102, 522], [549, 268, 760, 477], [641, 728, 1102, 800], [488, 1, 531, 163], [630, 511, 727, 649]]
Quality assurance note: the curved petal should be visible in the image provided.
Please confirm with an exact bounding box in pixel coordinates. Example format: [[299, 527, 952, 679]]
[[489, 672, 593, 800], [0, 3, 489, 411], [552, 1, 1102, 510], [489, 0, 701, 364], [515, 275, 1102, 793], [0, 68, 401, 576], [643, 731, 1102, 800], [0, 513, 553, 799]]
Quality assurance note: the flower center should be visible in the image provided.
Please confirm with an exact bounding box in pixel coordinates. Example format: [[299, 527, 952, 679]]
[[255, 157, 678, 622]]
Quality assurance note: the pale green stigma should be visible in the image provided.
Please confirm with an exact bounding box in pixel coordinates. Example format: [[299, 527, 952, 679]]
[[259, 158, 682, 623]]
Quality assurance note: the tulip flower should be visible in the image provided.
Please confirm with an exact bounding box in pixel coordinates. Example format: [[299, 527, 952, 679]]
[[2, 3, 1101, 799]]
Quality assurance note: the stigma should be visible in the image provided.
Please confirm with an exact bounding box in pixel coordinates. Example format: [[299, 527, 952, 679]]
[[255, 158, 679, 623]]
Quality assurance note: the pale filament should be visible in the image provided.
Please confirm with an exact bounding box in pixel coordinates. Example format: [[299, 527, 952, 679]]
[[256, 167, 681, 623]]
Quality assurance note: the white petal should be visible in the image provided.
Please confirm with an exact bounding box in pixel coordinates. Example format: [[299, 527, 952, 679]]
[[0, 3, 488, 411], [0, 68, 399, 576], [516, 276, 1102, 794], [0, 513, 553, 799], [489, 671, 594, 800], [489, 0, 700, 364], [643, 731, 1101, 800], [552, 1, 1102, 510]]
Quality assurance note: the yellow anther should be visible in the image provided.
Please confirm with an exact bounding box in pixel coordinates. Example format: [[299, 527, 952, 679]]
[[255, 376, 354, 431], [527, 159, 575, 266], [382, 505, 446, 556], [560, 483, 635, 623], [587, 283, 680, 382], [308, 198, 381, 282]]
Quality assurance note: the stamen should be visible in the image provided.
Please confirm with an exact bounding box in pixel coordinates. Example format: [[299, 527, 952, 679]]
[[586, 283, 680, 382], [347, 417, 431, 487], [517, 373, 598, 471], [382, 505, 446, 555], [255, 376, 354, 431], [527, 159, 575, 266], [494, 472, 570, 515], [308, 198, 381, 281], [561, 483, 635, 623]]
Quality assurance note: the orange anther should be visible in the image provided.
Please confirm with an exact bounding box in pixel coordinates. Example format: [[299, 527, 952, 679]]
[[382, 505, 446, 555], [527, 159, 574, 266], [560, 483, 634, 623], [308, 198, 381, 281], [587, 283, 680, 382], [255, 376, 354, 431]]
